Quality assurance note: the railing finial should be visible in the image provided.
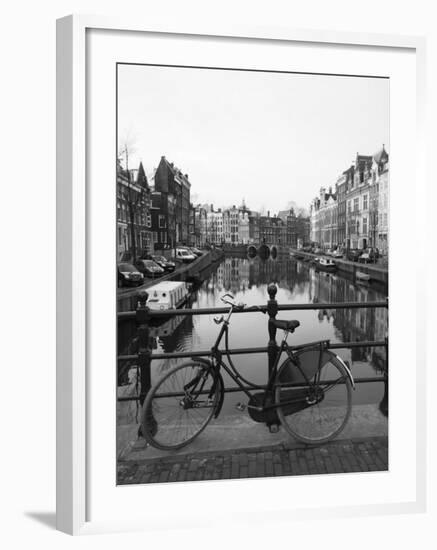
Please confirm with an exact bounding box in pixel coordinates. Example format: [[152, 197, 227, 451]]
[[137, 290, 149, 308], [267, 283, 277, 300]]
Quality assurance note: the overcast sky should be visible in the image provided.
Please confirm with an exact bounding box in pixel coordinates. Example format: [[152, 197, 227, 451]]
[[117, 64, 389, 214]]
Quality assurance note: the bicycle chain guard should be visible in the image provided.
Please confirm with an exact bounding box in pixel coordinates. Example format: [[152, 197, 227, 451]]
[[247, 392, 279, 424]]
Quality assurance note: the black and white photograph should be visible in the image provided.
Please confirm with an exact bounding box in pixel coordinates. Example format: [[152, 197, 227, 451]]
[[116, 63, 389, 485]]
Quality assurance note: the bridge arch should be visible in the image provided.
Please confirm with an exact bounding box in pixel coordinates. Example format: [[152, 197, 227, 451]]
[[258, 244, 270, 258], [270, 246, 278, 258], [247, 245, 257, 257]]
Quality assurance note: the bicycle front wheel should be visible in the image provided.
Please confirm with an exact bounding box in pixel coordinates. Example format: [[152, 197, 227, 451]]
[[141, 361, 221, 451], [275, 351, 352, 445]]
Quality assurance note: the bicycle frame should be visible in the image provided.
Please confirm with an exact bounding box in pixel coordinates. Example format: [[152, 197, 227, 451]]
[[206, 305, 335, 414]]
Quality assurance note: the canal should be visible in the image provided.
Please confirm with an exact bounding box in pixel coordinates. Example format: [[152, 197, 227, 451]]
[[118, 254, 388, 423]]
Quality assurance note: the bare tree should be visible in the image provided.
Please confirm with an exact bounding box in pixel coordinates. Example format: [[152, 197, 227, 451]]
[[118, 136, 146, 263]]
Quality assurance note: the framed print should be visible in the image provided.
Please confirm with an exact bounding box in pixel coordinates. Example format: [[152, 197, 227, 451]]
[[56, 15, 427, 535]]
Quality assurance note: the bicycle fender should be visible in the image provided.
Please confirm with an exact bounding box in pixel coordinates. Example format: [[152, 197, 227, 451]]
[[190, 357, 225, 418], [332, 353, 355, 390], [213, 373, 225, 418]]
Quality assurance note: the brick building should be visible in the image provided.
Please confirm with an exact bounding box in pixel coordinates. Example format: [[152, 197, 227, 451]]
[[117, 159, 152, 261], [151, 156, 191, 251]]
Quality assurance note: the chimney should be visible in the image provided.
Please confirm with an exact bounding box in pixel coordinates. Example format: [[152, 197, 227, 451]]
[[267, 210, 270, 218]]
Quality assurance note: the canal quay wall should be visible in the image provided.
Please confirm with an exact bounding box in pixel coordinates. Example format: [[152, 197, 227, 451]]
[[290, 249, 388, 285]]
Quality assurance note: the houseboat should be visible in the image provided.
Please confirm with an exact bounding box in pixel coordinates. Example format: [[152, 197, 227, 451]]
[[314, 257, 337, 272], [146, 281, 190, 311]]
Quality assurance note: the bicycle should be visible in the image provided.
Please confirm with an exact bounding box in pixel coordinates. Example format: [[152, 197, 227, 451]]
[[140, 293, 355, 450]]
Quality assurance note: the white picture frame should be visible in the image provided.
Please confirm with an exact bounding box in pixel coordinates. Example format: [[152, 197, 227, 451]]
[[56, 14, 427, 535]]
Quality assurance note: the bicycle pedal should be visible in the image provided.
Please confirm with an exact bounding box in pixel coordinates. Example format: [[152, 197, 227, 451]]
[[268, 424, 280, 434], [235, 402, 246, 412]]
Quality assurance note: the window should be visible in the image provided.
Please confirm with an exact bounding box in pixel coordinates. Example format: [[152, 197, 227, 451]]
[[354, 198, 359, 212], [159, 215, 166, 228], [347, 201, 351, 214], [363, 217, 368, 234], [363, 195, 368, 210]]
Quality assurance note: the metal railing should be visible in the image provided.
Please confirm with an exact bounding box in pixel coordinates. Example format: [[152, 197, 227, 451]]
[[117, 283, 388, 407]]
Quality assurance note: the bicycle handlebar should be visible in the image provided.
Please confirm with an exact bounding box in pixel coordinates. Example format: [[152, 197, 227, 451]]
[[220, 295, 266, 314]]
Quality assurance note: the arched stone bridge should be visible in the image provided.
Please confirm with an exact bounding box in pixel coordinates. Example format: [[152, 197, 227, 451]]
[[247, 243, 287, 259]]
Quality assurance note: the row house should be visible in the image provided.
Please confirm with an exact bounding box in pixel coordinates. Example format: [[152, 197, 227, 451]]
[[238, 201, 250, 244], [374, 147, 389, 254], [248, 212, 260, 244], [259, 212, 285, 246], [345, 153, 373, 250], [278, 208, 311, 248], [206, 208, 224, 245], [238, 210, 250, 244], [151, 156, 191, 252], [117, 159, 152, 261], [336, 172, 348, 248], [309, 187, 337, 248], [309, 146, 389, 255], [223, 205, 240, 244]]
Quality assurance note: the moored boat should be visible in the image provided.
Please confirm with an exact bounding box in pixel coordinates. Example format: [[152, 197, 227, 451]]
[[314, 257, 337, 271], [147, 281, 190, 311]]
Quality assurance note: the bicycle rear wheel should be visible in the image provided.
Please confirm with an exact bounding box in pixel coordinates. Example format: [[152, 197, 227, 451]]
[[141, 361, 221, 451], [275, 351, 352, 445]]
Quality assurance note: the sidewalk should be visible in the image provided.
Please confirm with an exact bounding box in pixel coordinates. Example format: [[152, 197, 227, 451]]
[[117, 435, 388, 485]]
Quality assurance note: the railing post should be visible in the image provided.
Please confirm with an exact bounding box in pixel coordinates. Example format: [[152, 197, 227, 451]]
[[267, 283, 279, 377], [380, 335, 389, 417], [136, 290, 151, 406], [267, 283, 280, 431]]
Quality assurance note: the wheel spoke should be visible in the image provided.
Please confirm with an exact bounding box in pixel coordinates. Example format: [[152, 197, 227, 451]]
[[142, 362, 220, 450], [276, 357, 352, 444]]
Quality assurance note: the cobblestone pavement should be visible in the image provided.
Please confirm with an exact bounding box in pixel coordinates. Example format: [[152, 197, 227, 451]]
[[117, 436, 388, 485]]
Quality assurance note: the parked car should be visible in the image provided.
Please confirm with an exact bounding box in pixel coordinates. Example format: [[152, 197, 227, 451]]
[[135, 259, 165, 278], [346, 248, 362, 262], [117, 263, 144, 288], [174, 248, 196, 263], [189, 247, 203, 257], [332, 248, 344, 258], [150, 255, 176, 272], [313, 247, 324, 255]]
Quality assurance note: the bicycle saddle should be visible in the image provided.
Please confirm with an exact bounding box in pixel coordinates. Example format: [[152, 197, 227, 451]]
[[271, 319, 300, 333]]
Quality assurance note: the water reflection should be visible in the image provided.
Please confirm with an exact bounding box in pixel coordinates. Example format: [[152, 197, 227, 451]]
[[118, 255, 388, 415]]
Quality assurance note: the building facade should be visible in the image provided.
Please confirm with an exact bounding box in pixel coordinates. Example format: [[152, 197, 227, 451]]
[[310, 187, 337, 249], [117, 159, 152, 261], [345, 154, 373, 250], [374, 146, 389, 255], [336, 172, 348, 248], [309, 146, 389, 257], [152, 156, 191, 251]]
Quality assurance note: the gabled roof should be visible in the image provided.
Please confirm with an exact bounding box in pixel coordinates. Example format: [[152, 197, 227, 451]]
[[135, 162, 150, 190], [158, 156, 191, 186]]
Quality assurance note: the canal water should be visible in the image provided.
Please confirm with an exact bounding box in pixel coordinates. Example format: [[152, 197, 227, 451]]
[[118, 254, 388, 421]]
